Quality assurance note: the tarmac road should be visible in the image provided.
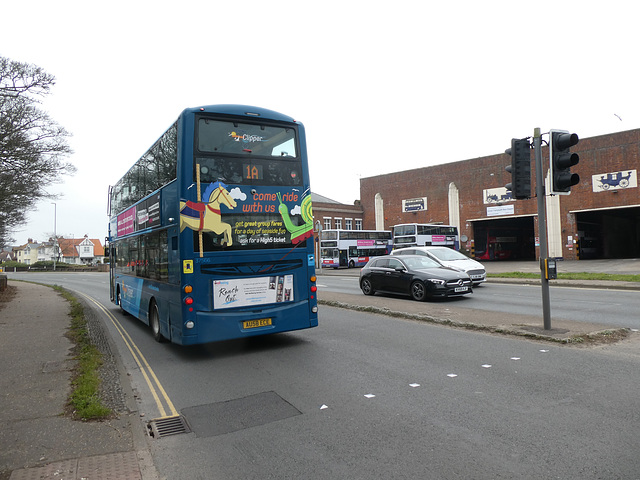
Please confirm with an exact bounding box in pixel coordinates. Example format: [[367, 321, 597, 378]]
[[1, 258, 638, 479]]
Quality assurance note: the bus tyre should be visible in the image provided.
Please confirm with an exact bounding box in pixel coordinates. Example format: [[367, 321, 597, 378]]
[[410, 281, 427, 302], [149, 300, 165, 343], [361, 278, 375, 296], [117, 289, 128, 316], [349, 260, 355, 268]]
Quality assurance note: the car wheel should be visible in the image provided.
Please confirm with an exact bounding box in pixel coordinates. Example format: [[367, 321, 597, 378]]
[[361, 278, 375, 296], [410, 281, 427, 301], [149, 300, 165, 343]]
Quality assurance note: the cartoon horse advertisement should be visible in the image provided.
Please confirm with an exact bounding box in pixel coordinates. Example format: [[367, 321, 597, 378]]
[[180, 181, 237, 246]]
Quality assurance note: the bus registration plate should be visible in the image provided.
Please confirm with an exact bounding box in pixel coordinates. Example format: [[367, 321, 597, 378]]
[[243, 318, 272, 329]]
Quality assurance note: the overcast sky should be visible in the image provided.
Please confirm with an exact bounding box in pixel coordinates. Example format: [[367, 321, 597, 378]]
[[2, 0, 639, 246]]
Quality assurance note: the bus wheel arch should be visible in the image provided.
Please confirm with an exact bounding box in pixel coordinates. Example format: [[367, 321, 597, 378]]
[[149, 298, 166, 343]]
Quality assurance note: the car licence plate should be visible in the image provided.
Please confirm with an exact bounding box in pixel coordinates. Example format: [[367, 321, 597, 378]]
[[243, 318, 272, 329], [454, 287, 468, 292]]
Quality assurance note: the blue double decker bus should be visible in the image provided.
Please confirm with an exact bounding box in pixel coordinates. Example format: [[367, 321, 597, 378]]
[[108, 105, 318, 345]]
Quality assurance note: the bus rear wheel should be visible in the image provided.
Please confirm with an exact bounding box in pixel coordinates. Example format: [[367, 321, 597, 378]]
[[149, 300, 165, 343], [117, 288, 128, 315]]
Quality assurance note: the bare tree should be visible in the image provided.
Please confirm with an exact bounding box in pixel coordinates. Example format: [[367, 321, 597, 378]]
[[0, 56, 75, 248]]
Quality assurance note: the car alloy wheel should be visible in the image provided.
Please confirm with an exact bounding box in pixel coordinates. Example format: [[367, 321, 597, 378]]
[[410, 280, 427, 301], [361, 278, 375, 296]]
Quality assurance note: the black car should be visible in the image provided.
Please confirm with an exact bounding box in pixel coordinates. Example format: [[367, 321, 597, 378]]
[[359, 255, 473, 301]]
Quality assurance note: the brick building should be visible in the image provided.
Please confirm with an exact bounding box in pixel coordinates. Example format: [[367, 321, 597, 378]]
[[311, 193, 364, 231], [360, 128, 640, 261], [310, 192, 365, 267]]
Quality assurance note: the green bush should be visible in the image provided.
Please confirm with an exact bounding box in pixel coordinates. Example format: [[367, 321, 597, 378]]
[[1, 260, 27, 268]]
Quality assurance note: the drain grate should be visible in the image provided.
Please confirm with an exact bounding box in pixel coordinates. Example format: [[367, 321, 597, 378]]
[[148, 415, 191, 438]]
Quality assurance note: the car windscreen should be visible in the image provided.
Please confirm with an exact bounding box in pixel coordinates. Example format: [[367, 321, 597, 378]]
[[402, 256, 441, 269], [428, 248, 468, 261]]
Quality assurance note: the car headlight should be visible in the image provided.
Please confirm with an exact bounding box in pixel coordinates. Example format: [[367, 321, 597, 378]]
[[427, 278, 446, 285]]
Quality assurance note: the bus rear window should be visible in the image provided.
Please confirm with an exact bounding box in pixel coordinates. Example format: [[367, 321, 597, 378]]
[[197, 119, 297, 157]]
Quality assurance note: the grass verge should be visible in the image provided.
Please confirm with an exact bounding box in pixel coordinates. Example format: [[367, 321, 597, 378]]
[[487, 272, 640, 282], [54, 285, 112, 421]]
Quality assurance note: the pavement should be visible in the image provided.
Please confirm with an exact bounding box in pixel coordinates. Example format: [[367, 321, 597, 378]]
[[0, 259, 638, 479], [0, 281, 156, 480]]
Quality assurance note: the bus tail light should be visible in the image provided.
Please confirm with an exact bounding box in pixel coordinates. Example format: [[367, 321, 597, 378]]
[[310, 275, 317, 300], [184, 286, 195, 312]]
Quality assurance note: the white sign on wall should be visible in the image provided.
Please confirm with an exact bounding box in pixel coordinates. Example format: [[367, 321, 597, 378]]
[[402, 197, 427, 212], [483, 187, 514, 204], [592, 169, 637, 192], [487, 204, 515, 217]]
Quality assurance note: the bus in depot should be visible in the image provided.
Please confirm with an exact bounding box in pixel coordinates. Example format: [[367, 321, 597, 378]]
[[320, 229, 392, 268], [107, 105, 318, 345], [392, 223, 460, 250]]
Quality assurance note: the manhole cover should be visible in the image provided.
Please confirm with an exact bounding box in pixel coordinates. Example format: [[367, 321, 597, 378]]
[[182, 391, 301, 438]]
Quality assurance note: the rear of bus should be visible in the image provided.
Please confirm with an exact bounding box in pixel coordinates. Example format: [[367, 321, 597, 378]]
[[174, 105, 318, 345]]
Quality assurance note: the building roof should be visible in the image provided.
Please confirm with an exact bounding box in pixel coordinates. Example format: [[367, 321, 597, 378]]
[[57, 236, 104, 257], [311, 192, 343, 204], [0, 250, 15, 261], [13, 241, 40, 252]]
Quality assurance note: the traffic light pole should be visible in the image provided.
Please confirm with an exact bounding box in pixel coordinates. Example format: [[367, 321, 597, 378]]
[[533, 128, 552, 330]]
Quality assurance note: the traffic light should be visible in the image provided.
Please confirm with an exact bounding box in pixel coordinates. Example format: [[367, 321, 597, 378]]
[[549, 129, 579, 194], [504, 138, 531, 199]]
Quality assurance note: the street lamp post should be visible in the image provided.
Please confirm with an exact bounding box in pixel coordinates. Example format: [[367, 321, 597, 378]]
[[52, 202, 57, 271]]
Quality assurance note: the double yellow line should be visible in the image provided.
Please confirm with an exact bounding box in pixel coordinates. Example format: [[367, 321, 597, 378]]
[[78, 292, 178, 419]]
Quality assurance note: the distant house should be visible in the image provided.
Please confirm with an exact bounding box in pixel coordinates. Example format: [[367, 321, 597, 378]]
[[14, 239, 40, 265], [0, 249, 16, 263], [57, 235, 105, 265], [37, 240, 56, 263]]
